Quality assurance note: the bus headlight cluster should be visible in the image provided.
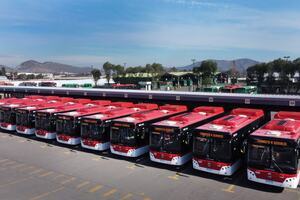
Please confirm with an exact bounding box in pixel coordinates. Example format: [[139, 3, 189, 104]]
[[171, 157, 179, 165]]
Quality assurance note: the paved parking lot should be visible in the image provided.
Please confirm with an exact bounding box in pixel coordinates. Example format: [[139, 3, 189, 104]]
[[0, 131, 299, 200]]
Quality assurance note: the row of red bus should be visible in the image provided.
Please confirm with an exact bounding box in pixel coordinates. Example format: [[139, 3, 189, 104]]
[[0, 96, 299, 189]]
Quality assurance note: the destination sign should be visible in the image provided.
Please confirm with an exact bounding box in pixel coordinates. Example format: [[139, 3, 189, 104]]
[[255, 139, 287, 146], [198, 132, 224, 139], [153, 127, 175, 133], [82, 119, 97, 124], [112, 123, 130, 128]]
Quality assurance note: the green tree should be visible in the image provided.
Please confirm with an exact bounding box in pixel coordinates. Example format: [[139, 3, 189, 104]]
[[193, 60, 218, 87], [91, 69, 101, 86], [0, 67, 6, 76], [103, 62, 113, 85]]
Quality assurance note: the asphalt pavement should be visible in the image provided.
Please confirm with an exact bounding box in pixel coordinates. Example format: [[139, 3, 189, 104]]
[[0, 131, 299, 200]]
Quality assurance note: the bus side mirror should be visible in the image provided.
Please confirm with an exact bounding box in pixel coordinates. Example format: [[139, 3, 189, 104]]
[[241, 140, 248, 154]]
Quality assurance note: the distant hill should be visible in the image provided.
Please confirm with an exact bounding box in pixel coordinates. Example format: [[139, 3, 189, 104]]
[[16, 60, 92, 74], [178, 58, 260, 72]]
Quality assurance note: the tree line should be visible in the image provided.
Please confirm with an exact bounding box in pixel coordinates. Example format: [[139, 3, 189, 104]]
[[247, 58, 300, 94], [91, 62, 166, 86]]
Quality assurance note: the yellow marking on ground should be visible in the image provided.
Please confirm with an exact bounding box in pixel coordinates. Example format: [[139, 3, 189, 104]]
[[0, 158, 9, 163], [88, 184, 103, 193], [76, 181, 90, 189], [0, 177, 31, 188], [29, 186, 65, 200], [64, 151, 71, 155], [92, 157, 101, 161], [103, 188, 117, 197], [40, 145, 47, 148], [29, 169, 44, 175], [60, 177, 76, 185], [11, 163, 26, 169], [39, 171, 54, 177], [143, 197, 152, 200], [2, 160, 16, 167], [222, 184, 235, 193], [126, 165, 135, 170], [120, 193, 133, 200], [167, 174, 179, 180], [17, 140, 26, 143], [19, 166, 35, 172], [52, 174, 65, 180]]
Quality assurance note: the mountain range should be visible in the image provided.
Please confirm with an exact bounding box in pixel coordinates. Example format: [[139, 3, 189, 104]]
[[179, 58, 259, 72], [0, 58, 260, 74], [16, 60, 92, 74]]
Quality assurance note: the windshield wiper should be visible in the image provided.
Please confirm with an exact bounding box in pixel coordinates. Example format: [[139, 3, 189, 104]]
[[271, 154, 283, 173]]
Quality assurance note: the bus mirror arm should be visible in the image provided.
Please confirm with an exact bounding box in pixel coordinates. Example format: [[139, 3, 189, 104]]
[[241, 139, 248, 154]]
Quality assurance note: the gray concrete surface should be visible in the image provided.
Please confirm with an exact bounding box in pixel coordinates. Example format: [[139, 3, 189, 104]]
[[0, 131, 299, 200]]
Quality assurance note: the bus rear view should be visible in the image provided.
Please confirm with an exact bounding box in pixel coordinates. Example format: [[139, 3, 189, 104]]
[[110, 105, 187, 157], [193, 108, 265, 176], [247, 111, 300, 188], [149, 106, 224, 166]]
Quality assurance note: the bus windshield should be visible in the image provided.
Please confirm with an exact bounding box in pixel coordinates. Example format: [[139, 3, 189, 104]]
[[0, 110, 16, 124], [56, 118, 77, 136], [193, 136, 232, 162], [150, 131, 182, 153], [35, 115, 54, 132], [16, 112, 30, 127], [248, 144, 297, 173], [111, 126, 136, 146], [81, 123, 105, 140]]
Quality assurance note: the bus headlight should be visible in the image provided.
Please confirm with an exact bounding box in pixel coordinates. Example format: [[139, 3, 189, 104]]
[[171, 157, 179, 165]]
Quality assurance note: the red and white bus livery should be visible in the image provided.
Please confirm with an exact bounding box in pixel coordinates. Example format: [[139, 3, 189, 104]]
[[15, 100, 72, 135], [110, 105, 187, 157], [56, 101, 132, 145], [193, 108, 265, 176], [35, 99, 92, 139], [149, 106, 224, 166], [0, 98, 45, 131], [80, 103, 158, 151], [247, 111, 300, 188]]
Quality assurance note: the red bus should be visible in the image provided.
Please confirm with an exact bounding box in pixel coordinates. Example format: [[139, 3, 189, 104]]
[[110, 105, 187, 157], [35, 99, 92, 139], [149, 106, 224, 166], [247, 111, 300, 188], [15, 99, 74, 135], [0, 98, 46, 131], [56, 102, 132, 145], [80, 103, 158, 151], [0, 97, 18, 106], [193, 108, 265, 176]]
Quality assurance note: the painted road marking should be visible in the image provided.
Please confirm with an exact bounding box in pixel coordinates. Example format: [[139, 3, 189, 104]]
[[11, 163, 26, 169], [39, 171, 54, 177], [168, 174, 179, 181], [61, 177, 76, 185], [92, 157, 101, 161], [0, 158, 9, 163], [88, 184, 103, 193], [222, 184, 235, 193], [0, 177, 31, 188], [29, 169, 44, 175], [126, 165, 135, 170], [29, 186, 65, 200], [76, 181, 90, 189], [52, 174, 65, 180], [103, 188, 117, 197], [19, 166, 35, 172], [2, 160, 16, 167], [120, 193, 133, 200]]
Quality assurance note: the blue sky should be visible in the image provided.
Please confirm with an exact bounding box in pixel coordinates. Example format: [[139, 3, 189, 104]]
[[0, 0, 300, 67]]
